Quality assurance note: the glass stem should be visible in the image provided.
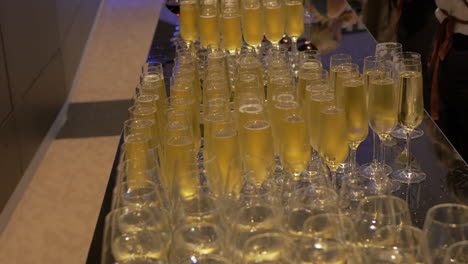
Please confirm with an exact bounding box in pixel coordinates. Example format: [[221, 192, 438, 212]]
[[378, 135, 386, 174], [372, 131, 378, 164], [349, 146, 357, 171], [405, 130, 412, 171], [331, 170, 337, 189]]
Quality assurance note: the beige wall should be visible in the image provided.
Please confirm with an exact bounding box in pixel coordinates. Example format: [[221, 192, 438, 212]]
[[0, 0, 102, 211]]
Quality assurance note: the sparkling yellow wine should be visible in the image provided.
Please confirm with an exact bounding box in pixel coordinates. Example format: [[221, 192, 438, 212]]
[[164, 136, 196, 197], [278, 114, 311, 174], [242, 3, 264, 46], [241, 120, 275, 184], [318, 106, 349, 171], [285, 1, 304, 38], [222, 14, 242, 52], [212, 129, 243, 195], [368, 78, 397, 136], [334, 67, 358, 108], [364, 69, 383, 90], [343, 78, 369, 149], [270, 96, 296, 153], [203, 112, 225, 155], [307, 93, 334, 150], [123, 138, 153, 187], [236, 103, 264, 131], [264, 3, 284, 44], [199, 15, 220, 48], [398, 71, 424, 130], [141, 74, 167, 103], [170, 98, 201, 150], [298, 70, 321, 103], [180, 1, 199, 41]]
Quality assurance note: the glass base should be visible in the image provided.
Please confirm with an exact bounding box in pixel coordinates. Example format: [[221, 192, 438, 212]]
[[363, 177, 401, 195], [336, 162, 351, 174], [391, 168, 427, 184], [359, 162, 393, 178], [391, 127, 424, 140]]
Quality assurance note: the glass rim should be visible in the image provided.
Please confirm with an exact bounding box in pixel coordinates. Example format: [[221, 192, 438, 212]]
[[358, 195, 409, 216], [425, 203, 468, 226], [330, 53, 352, 59], [376, 42, 403, 48], [123, 118, 155, 128], [373, 224, 427, 250]]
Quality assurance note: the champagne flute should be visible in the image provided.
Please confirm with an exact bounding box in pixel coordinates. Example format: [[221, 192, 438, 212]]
[[241, 0, 264, 51], [423, 203, 468, 263], [391, 52, 424, 140], [392, 57, 426, 183], [360, 56, 393, 177], [297, 59, 323, 105], [221, 0, 242, 54], [317, 100, 348, 187], [199, 0, 220, 49], [180, 0, 199, 42], [342, 74, 368, 170], [329, 53, 352, 93], [284, 0, 304, 71], [263, 0, 285, 47], [367, 64, 399, 192]]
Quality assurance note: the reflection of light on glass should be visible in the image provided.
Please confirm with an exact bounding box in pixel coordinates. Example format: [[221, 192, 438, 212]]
[[176, 26, 180, 30], [191, 227, 196, 231], [370, 225, 376, 230], [190, 256, 198, 263], [314, 243, 323, 249]]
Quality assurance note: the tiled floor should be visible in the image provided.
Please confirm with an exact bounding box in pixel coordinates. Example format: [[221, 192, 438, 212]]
[[0, 0, 164, 262]]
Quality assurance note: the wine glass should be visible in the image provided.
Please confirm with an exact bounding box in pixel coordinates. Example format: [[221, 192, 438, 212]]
[[372, 225, 433, 264], [170, 222, 225, 263], [356, 195, 412, 245], [242, 232, 298, 264], [423, 203, 468, 263], [221, 0, 242, 54], [262, 0, 285, 48], [102, 206, 171, 263], [329, 53, 352, 93], [199, 0, 220, 49], [297, 58, 323, 104], [241, 0, 264, 51], [392, 56, 426, 183], [303, 213, 357, 243], [367, 64, 400, 192], [443, 241, 468, 264], [179, 0, 199, 42]]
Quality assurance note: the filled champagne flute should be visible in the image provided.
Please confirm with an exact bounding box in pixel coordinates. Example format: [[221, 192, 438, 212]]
[[180, 0, 199, 42], [392, 57, 426, 184], [342, 74, 368, 170], [317, 100, 349, 187], [284, 0, 304, 66], [360, 56, 393, 177], [297, 59, 322, 104], [263, 0, 285, 47], [199, 0, 219, 48], [241, 0, 264, 50], [329, 53, 352, 93], [222, 0, 242, 53], [367, 65, 399, 192], [391, 52, 424, 140], [274, 98, 311, 179]]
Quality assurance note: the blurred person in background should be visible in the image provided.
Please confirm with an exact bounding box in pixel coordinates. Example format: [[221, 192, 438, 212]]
[[430, 0, 468, 161]]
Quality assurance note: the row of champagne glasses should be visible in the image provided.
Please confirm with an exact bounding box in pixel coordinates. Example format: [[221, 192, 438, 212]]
[[179, 0, 304, 53]]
